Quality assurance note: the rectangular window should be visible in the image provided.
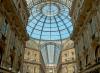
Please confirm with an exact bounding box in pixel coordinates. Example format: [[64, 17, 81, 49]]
[[1, 19, 8, 36], [72, 51, 74, 55], [34, 67, 36, 73], [64, 53, 67, 57]]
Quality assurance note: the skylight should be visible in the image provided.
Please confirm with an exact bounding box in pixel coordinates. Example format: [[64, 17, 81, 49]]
[[26, 1, 73, 41]]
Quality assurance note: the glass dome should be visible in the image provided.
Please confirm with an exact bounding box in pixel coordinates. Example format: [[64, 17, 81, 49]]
[[26, 1, 73, 41]]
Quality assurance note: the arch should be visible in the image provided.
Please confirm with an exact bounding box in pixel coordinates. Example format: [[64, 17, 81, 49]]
[[95, 45, 100, 63]]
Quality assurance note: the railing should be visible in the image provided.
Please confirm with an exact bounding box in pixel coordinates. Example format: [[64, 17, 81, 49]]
[[80, 63, 100, 73], [0, 66, 15, 73], [24, 59, 40, 65]]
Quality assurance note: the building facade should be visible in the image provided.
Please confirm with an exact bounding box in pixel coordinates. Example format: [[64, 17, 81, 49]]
[[23, 40, 45, 73], [57, 40, 77, 73], [61, 48, 76, 73], [0, 0, 29, 73], [71, 0, 100, 73], [45, 64, 57, 73]]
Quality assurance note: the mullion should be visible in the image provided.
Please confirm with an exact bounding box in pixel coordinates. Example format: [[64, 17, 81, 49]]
[[39, 16, 47, 44], [30, 13, 44, 35], [58, 16, 71, 37], [54, 16, 62, 44]]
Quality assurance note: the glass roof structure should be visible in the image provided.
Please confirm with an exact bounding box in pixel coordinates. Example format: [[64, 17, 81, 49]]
[[26, 0, 74, 64], [26, 0, 73, 41], [41, 42, 61, 64]]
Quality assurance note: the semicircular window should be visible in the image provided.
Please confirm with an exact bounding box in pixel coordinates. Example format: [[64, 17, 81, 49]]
[[27, 1, 73, 41]]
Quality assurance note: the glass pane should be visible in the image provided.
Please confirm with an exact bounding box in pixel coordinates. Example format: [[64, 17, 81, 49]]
[[26, 1, 73, 41]]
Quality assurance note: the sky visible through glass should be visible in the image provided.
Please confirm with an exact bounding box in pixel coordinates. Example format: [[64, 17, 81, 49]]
[[26, 2, 73, 41]]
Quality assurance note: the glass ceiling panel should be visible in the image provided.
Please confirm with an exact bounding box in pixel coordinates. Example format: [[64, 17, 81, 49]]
[[26, 0, 73, 41], [41, 44, 61, 64], [47, 45, 54, 63], [41, 47, 48, 63]]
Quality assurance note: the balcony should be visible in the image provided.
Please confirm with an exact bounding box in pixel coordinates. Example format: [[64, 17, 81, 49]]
[[0, 66, 15, 73]]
